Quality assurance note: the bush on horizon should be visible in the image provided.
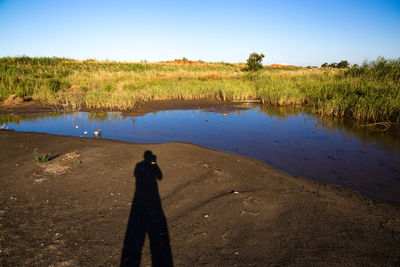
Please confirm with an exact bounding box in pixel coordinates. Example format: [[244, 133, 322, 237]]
[[245, 52, 265, 71]]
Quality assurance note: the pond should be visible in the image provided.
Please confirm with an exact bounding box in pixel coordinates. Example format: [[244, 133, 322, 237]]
[[2, 104, 400, 204]]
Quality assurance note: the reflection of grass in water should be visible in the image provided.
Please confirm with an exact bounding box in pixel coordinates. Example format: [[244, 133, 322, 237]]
[[0, 114, 24, 124], [255, 104, 309, 119], [1, 57, 399, 123], [86, 112, 126, 123], [314, 117, 400, 151], [254, 104, 400, 152], [87, 112, 109, 122], [0, 112, 68, 124], [197, 106, 249, 117]]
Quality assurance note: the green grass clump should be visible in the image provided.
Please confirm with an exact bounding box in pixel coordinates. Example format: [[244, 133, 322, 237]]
[[345, 57, 400, 83], [33, 151, 52, 163], [1, 56, 399, 123]]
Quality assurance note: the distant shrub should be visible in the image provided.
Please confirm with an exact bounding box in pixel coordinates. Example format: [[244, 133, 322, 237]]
[[245, 52, 265, 71], [328, 62, 338, 68], [337, 60, 349, 68], [323, 60, 350, 69]]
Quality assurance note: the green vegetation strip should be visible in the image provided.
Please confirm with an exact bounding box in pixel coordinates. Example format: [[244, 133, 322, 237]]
[[1, 56, 399, 123]]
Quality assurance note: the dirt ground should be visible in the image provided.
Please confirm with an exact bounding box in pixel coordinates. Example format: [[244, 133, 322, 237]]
[[1, 130, 399, 266]]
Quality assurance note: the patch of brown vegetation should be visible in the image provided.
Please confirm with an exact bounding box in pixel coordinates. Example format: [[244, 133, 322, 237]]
[[39, 151, 81, 175], [3, 94, 24, 106], [157, 60, 207, 65], [0, 100, 64, 116], [267, 64, 300, 68]]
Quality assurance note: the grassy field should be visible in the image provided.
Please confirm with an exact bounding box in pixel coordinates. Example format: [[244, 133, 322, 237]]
[[0, 56, 399, 123]]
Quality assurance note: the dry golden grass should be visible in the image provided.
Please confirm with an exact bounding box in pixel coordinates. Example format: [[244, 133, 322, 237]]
[[2, 57, 399, 123], [267, 64, 300, 68]]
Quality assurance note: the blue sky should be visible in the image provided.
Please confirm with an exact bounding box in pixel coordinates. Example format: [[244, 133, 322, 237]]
[[1, 0, 399, 66]]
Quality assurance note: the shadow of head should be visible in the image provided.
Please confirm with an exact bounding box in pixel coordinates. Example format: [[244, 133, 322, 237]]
[[144, 150, 156, 163]]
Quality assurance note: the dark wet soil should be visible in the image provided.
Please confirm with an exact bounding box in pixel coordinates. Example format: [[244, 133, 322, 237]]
[[1, 130, 399, 266], [0, 100, 64, 116]]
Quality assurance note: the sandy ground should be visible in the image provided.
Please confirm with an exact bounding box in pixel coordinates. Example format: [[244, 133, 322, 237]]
[[1, 130, 399, 266]]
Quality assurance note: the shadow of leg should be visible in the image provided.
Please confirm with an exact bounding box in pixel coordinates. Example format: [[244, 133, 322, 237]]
[[148, 210, 173, 267], [120, 207, 147, 267]]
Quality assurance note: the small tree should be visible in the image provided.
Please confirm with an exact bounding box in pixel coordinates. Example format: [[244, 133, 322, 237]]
[[321, 62, 328, 68], [329, 62, 338, 68], [246, 52, 265, 71], [337, 60, 349, 68]]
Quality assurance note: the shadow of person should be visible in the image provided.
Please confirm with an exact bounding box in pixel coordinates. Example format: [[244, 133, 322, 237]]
[[120, 151, 173, 267]]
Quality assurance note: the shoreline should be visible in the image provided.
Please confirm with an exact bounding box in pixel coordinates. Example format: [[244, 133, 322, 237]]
[[0, 99, 251, 117], [2, 101, 400, 205], [1, 130, 399, 265]]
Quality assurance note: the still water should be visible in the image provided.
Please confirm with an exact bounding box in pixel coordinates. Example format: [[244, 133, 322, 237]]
[[3, 105, 400, 204]]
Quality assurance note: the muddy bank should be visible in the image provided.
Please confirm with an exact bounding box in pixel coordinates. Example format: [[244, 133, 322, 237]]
[[0, 98, 249, 117], [0, 99, 64, 116], [1, 130, 399, 266]]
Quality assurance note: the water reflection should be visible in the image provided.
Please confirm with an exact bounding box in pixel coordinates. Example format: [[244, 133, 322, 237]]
[[0, 112, 61, 125], [2, 104, 400, 204]]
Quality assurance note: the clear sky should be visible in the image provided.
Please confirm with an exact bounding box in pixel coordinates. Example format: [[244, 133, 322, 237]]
[[1, 0, 399, 66]]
